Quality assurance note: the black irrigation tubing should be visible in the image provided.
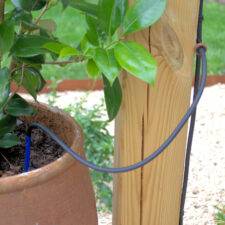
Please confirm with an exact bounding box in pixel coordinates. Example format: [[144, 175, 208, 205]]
[[25, 1, 206, 224], [25, 48, 207, 174], [179, 0, 205, 224]]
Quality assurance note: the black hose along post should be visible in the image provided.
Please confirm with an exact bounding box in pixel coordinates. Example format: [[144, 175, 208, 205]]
[[179, 0, 205, 224], [25, 0, 207, 224]]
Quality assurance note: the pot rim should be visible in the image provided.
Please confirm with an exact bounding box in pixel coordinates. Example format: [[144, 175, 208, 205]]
[[0, 102, 82, 194]]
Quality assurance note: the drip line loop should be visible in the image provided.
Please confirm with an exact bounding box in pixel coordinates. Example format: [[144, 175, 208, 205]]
[[25, 47, 207, 174], [24, 1, 206, 224]]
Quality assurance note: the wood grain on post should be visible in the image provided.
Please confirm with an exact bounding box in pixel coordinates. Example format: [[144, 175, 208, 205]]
[[113, 1, 200, 225]]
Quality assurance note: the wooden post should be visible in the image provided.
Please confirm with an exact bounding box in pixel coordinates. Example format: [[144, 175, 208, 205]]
[[113, 1, 200, 225]]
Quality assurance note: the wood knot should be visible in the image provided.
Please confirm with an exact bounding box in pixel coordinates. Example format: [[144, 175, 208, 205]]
[[161, 23, 184, 71], [151, 18, 184, 72]]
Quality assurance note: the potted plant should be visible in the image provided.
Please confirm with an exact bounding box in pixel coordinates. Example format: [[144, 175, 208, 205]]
[[0, 0, 166, 224]]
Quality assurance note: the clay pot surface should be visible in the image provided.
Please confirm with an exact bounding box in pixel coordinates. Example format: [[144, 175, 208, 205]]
[[0, 103, 98, 225]]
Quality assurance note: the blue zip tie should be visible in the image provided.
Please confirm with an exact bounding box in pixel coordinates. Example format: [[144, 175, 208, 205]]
[[24, 135, 31, 172]]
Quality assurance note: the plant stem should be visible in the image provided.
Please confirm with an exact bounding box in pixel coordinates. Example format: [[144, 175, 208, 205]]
[[0, 152, 13, 169], [44, 59, 84, 65], [105, 40, 120, 50], [0, 0, 5, 68], [34, 0, 52, 25], [0, 0, 4, 23], [2, 64, 25, 112]]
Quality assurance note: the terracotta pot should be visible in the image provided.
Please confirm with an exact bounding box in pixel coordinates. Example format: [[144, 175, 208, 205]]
[[0, 103, 98, 225]]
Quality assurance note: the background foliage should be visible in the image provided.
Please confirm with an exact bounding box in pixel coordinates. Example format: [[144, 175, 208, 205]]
[[30, 1, 225, 79], [215, 206, 225, 225], [64, 98, 114, 212], [203, 2, 225, 75]]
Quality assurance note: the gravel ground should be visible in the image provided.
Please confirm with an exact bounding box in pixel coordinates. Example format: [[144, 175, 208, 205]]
[[183, 84, 225, 225], [25, 84, 225, 225]]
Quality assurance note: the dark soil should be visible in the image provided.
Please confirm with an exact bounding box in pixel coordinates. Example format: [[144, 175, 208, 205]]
[[0, 121, 64, 178]]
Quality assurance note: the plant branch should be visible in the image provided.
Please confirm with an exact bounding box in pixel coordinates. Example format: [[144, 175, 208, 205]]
[[34, 0, 52, 25], [2, 64, 25, 113], [44, 59, 84, 66], [0, 0, 5, 68], [0, 0, 5, 23], [0, 152, 14, 169], [105, 40, 120, 50]]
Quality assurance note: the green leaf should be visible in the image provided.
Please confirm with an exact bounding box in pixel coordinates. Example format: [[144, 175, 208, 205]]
[[94, 48, 120, 85], [12, 8, 33, 23], [0, 115, 17, 137], [98, 0, 128, 36], [67, 0, 98, 17], [13, 68, 46, 100], [123, 0, 167, 34], [17, 54, 45, 65], [85, 16, 99, 46], [95, 0, 126, 44], [0, 133, 19, 148], [43, 42, 66, 54], [11, 35, 53, 57], [11, 0, 47, 12], [111, 0, 128, 35], [0, 20, 15, 54], [43, 42, 76, 57], [60, 46, 79, 58], [5, 94, 36, 117], [12, 9, 37, 32], [0, 68, 10, 110], [98, 0, 115, 35], [103, 75, 122, 121], [80, 37, 95, 56], [114, 41, 157, 84], [86, 59, 100, 79]]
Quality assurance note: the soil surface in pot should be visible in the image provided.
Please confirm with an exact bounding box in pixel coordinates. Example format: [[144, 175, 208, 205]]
[[0, 122, 64, 178]]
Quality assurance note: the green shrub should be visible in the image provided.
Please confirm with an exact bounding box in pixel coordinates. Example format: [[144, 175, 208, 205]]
[[65, 97, 114, 212], [215, 206, 225, 225]]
